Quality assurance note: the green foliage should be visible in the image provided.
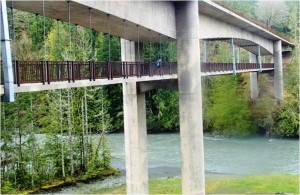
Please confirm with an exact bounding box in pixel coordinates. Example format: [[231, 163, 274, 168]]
[[219, 1, 257, 19], [1, 10, 115, 193], [153, 90, 179, 130], [273, 49, 299, 137], [206, 75, 254, 136], [147, 89, 179, 132]]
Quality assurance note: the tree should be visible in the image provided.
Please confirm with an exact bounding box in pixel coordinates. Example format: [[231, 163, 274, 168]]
[[256, 1, 289, 31]]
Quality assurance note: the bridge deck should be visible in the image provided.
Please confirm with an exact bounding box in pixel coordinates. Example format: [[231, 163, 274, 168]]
[[1, 61, 274, 94]]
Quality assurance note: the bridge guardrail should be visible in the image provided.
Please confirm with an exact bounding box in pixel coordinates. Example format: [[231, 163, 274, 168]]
[[0, 61, 274, 86]]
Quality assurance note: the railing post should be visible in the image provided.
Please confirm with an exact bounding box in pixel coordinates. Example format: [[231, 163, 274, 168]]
[[107, 61, 110, 80], [149, 62, 152, 77], [16, 60, 20, 86], [122, 62, 125, 79], [93, 61, 96, 81], [41, 61, 45, 85], [71, 61, 75, 82], [67, 61, 70, 83], [89, 61, 92, 81], [126, 62, 128, 78], [46, 61, 50, 84], [125, 62, 128, 79], [139, 62, 142, 77]]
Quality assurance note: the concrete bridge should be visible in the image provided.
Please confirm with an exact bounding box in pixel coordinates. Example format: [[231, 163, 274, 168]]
[[0, 0, 293, 194]]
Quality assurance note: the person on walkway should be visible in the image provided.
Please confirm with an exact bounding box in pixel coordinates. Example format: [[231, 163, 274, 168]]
[[156, 58, 162, 75]]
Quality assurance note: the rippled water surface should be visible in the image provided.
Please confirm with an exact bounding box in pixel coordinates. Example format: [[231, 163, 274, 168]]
[[54, 133, 299, 194], [108, 133, 299, 176]]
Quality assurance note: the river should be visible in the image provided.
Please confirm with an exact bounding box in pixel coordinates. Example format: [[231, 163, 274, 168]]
[[55, 133, 299, 194]]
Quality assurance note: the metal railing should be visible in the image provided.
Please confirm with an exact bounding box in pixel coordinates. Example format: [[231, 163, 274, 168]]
[[0, 61, 273, 86], [201, 62, 274, 73]]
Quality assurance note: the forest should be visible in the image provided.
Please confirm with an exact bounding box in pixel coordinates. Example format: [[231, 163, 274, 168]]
[[0, 1, 299, 193]]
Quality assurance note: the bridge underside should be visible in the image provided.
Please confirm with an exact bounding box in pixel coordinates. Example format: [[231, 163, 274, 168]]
[[6, 0, 175, 43]]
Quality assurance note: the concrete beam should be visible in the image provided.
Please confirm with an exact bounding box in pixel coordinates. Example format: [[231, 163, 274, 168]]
[[8, 1, 176, 43], [176, 1, 205, 194], [199, 13, 274, 55], [137, 79, 178, 93], [0, 75, 177, 95], [249, 53, 259, 99], [273, 40, 283, 100]]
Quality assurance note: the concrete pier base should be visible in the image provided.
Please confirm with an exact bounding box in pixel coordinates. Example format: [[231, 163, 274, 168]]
[[273, 40, 283, 100], [122, 82, 148, 194], [175, 1, 205, 194], [249, 53, 259, 99]]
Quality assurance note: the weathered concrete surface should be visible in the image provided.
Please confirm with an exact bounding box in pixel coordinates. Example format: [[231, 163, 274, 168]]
[[249, 53, 259, 99], [199, 13, 273, 55], [122, 82, 148, 194], [121, 39, 148, 194], [74, 1, 176, 41], [8, 1, 292, 49], [8, 1, 176, 43], [121, 39, 135, 61], [273, 40, 283, 100], [135, 43, 144, 62], [198, 1, 292, 54], [176, 1, 205, 194]]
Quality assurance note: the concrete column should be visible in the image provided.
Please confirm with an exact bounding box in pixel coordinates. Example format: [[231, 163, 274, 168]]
[[273, 40, 283, 100], [121, 39, 148, 195], [175, 1, 205, 194], [135, 42, 144, 62], [122, 83, 148, 195], [121, 38, 135, 61], [249, 53, 259, 99]]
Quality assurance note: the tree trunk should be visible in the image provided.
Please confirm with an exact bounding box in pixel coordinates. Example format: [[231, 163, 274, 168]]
[[59, 89, 65, 178], [67, 88, 74, 176], [30, 95, 35, 188], [81, 98, 85, 171]]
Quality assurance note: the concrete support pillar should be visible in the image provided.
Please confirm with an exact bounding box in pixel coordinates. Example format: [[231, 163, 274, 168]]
[[121, 39, 148, 195], [249, 53, 259, 99], [121, 38, 135, 61], [135, 42, 144, 62], [122, 83, 148, 195], [273, 40, 283, 100], [175, 1, 205, 194]]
